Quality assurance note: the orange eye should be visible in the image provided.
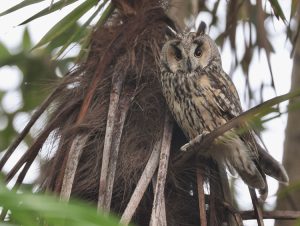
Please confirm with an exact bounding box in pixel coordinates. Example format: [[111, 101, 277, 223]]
[[194, 45, 202, 57]]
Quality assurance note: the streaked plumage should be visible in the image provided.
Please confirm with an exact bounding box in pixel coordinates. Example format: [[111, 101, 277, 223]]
[[160, 30, 288, 199]]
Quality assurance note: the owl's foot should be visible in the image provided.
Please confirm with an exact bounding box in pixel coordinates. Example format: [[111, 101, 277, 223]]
[[180, 131, 210, 152]]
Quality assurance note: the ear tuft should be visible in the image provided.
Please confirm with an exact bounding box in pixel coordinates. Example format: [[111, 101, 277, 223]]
[[196, 21, 207, 35], [166, 26, 178, 39]]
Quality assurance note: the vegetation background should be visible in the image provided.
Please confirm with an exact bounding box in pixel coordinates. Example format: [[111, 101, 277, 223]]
[[0, 0, 299, 226]]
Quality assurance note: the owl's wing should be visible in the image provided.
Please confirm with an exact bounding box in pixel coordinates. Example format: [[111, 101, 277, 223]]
[[212, 70, 288, 186], [210, 70, 242, 119], [208, 70, 259, 156]]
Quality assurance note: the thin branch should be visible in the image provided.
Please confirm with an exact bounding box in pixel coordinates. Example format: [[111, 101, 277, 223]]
[[120, 138, 162, 225], [222, 202, 244, 225], [223, 202, 300, 221], [5, 101, 75, 183], [0, 86, 61, 171], [152, 176, 167, 226], [98, 74, 125, 211], [249, 188, 264, 226], [60, 135, 88, 201], [53, 142, 71, 193], [104, 93, 132, 210], [5, 123, 55, 182], [240, 210, 300, 220], [218, 164, 242, 226], [196, 167, 207, 226], [150, 112, 173, 226], [174, 89, 300, 166], [208, 161, 220, 226]]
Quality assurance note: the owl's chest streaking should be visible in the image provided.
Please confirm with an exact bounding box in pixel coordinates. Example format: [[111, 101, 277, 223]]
[[160, 69, 239, 139]]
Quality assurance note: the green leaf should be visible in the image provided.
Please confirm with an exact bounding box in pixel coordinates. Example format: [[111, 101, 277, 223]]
[[19, 0, 78, 25], [33, 0, 98, 50], [277, 181, 300, 199], [0, 183, 121, 226], [76, 2, 115, 61], [95, 2, 114, 28], [0, 0, 46, 16], [47, 22, 82, 50], [53, 25, 88, 59], [0, 223, 18, 226], [268, 0, 287, 23], [54, 0, 108, 59], [0, 42, 11, 60], [56, 57, 76, 74], [22, 28, 32, 50]]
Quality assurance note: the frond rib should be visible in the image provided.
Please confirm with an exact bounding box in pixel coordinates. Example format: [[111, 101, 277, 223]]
[[60, 135, 89, 201], [150, 111, 173, 226], [120, 139, 162, 225], [104, 92, 132, 210], [98, 74, 126, 211]]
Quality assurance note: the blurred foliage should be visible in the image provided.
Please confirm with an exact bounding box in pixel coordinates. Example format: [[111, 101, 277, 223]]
[[278, 181, 300, 200], [0, 0, 114, 152], [0, 181, 121, 226], [0, 28, 75, 151], [0, 0, 114, 60]]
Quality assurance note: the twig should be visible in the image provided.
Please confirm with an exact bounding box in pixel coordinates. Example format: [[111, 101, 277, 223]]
[[174, 89, 300, 166], [196, 167, 207, 226], [5, 124, 56, 182], [120, 139, 162, 225], [223, 201, 300, 221], [150, 112, 173, 226], [5, 101, 75, 183], [0, 86, 61, 171], [249, 188, 264, 226], [208, 161, 221, 226], [98, 74, 125, 211], [53, 142, 70, 193], [60, 135, 88, 201], [218, 164, 242, 226], [240, 210, 300, 220], [222, 202, 244, 225], [152, 175, 167, 226], [104, 93, 132, 210]]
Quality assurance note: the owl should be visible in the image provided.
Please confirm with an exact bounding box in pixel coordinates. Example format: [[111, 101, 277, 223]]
[[160, 24, 288, 198]]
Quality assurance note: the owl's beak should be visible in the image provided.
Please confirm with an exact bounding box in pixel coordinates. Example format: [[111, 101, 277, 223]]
[[186, 58, 192, 73]]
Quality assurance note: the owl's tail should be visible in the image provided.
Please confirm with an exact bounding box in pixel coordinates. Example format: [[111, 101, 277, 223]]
[[235, 161, 268, 201], [257, 145, 289, 185], [237, 145, 289, 202]]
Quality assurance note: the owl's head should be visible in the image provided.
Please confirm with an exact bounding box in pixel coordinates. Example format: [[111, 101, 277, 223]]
[[161, 25, 221, 74]]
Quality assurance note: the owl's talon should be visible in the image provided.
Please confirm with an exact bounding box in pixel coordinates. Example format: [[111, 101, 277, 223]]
[[180, 131, 209, 152], [180, 143, 190, 152]]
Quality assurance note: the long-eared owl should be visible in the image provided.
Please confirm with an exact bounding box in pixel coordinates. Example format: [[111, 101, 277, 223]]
[[159, 25, 288, 199]]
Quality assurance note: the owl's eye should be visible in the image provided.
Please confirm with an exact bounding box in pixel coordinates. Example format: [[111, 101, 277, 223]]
[[173, 47, 182, 61], [194, 45, 202, 57]]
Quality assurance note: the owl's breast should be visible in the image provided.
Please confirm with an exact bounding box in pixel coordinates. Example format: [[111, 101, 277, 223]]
[[160, 71, 226, 139]]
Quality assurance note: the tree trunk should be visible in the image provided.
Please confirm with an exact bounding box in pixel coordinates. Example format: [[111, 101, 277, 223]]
[[275, 7, 300, 226]]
